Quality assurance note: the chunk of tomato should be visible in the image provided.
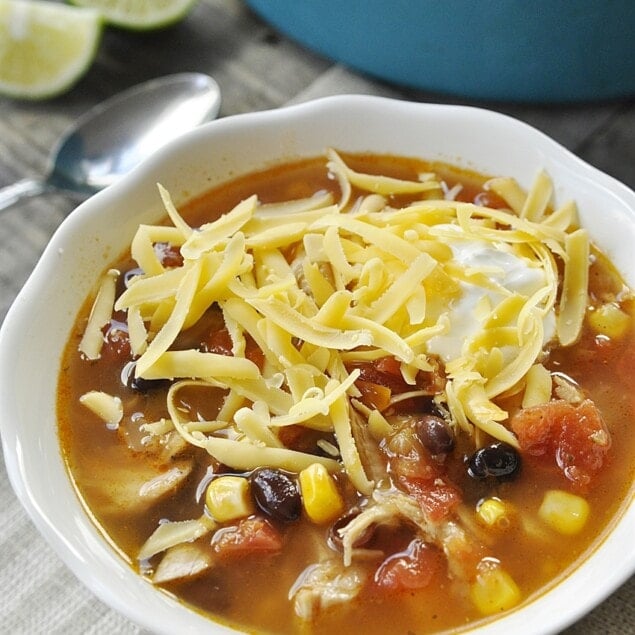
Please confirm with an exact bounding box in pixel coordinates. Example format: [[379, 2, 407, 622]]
[[355, 380, 392, 411], [201, 327, 233, 356], [211, 517, 283, 558], [348, 355, 444, 396], [201, 328, 264, 369], [399, 476, 462, 522], [374, 356, 403, 377], [374, 538, 443, 592], [510, 399, 611, 488], [348, 356, 409, 394], [384, 425, 441, 482]]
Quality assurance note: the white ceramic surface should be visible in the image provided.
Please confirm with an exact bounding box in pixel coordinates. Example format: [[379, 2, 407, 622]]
[[1, 96, 634, 635]]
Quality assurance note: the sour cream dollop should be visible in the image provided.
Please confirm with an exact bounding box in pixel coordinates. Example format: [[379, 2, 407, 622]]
[[426, 234, 556, 362]]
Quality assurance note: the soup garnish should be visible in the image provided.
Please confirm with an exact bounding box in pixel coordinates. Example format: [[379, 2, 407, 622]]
[[59, 150, 634, 634]]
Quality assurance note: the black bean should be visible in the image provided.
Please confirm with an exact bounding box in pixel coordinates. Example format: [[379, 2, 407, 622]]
[[250, 468, 301, 522], [424, 399, 447, 419], [467, 443, 521, 481], [413, 414, 455, 455], [121, 361, 169, 393]]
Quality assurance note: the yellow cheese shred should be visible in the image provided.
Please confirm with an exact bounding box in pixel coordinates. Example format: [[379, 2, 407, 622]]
[[484, 176, 527, 214], [330, 393, 374, 494], [79, 390, 123, 426], [234, 401, 284, 448], [135, 259, 203, 377], [520, 170, 553, 222], [522, 364, 553, 408], [127, 305, 148, 357], [247, 297, 373, 351], [557, 229, 590, 346], [78, 269, 119, 360], [158, 183, 192, 240], [180, 195, 256, 260], [115, 266, 187, 312], [327, 148, 441, 198], [139, 349, 261, 381]]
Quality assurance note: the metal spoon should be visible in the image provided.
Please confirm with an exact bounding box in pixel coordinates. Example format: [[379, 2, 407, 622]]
[[0, 73, 221, 212]]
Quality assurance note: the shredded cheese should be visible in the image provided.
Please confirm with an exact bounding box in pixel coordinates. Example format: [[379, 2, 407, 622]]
[[80, 149, 595, 505], [557, 229, 590, 345], [78, 269, 119, 360], [520, 170, 553, 222], [79, 390, 123, 427], [522, 364, 553, 408], [139, 350, 261, 381]]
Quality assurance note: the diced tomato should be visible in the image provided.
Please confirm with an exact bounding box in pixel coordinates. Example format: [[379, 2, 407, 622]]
[[348, 356, 445, 404], [202, 327, 233, 356], [510, 399, 611, 488], [383, 423, 441, 481], [390, 454, 439, 481], [399, 476, 462, 522], [374, 538, 443, 592], [348, 357, 410, 394], [355, 380, 392, 411], [374, 356, 403, 377], [201, 329, 264, 369], [211, 517, 283, 558], [414, 356, 446, 395], [382, 424, 459, 514], [244, 338, 265, 369]]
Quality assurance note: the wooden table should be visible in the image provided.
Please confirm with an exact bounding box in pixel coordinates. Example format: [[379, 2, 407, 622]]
[[0, 1, 633, 633]]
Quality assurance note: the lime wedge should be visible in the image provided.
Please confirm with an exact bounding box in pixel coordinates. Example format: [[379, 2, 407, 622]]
[[69, 0, 199, 30], [0, 0, 102, 100]]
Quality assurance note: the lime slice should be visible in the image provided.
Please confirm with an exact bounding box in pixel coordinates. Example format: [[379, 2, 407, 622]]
[[0, 0, 102, 100], [69, 0, 199, 30]]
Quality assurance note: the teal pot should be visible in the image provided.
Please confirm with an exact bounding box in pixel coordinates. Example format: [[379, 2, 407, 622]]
[[245, 0, 635, 102]]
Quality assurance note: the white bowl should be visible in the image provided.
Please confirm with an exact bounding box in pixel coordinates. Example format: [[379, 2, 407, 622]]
[[1, 96, 634, 635]]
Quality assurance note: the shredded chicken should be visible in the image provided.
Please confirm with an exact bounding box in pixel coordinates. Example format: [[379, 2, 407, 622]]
[[138, 462, 193, 499], [153, 543, 214, 584], [289, 560, 368, 622], [553, 373, 584, 404], [86, 456, 193, 515], [338, 492, 425, 566], [338, 490, 486, 580], [348, 403, 388, 483]]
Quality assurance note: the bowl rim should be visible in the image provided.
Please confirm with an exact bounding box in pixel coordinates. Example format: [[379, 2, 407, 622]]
[[1, 95, 634, 635]]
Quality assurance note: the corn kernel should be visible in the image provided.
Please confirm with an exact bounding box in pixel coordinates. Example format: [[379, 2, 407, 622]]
[[588, 302, 629, 339], [205, 476, 254, 523], [470, 561, 521, 615], [299, 463, 344, 524], [476, 498, 512, 530], [538, 489, 589, 535]]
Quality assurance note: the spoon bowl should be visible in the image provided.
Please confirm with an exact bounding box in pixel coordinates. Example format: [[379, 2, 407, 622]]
[[0, 72, 221, 211]]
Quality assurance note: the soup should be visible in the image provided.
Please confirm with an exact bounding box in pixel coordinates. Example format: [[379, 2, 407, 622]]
[[58, 151, 635, 634]]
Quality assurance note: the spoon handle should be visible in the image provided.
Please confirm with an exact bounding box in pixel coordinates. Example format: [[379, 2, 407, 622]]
[[0, 178, 51, 212]]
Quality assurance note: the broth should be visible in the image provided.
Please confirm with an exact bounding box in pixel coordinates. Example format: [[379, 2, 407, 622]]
[[58, 153, 635, 634]]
